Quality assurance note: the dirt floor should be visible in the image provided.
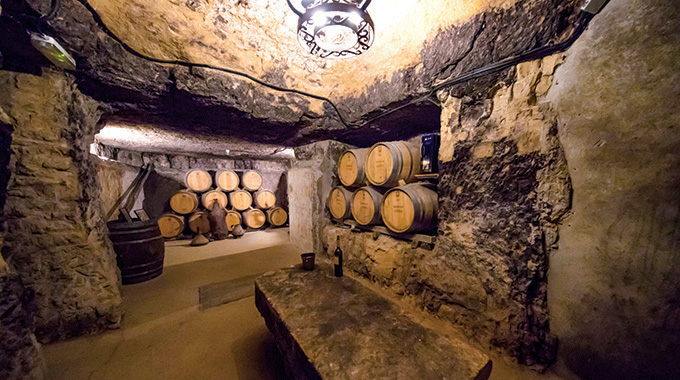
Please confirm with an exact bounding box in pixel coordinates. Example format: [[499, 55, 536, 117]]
[[43, 229, 297, 380]]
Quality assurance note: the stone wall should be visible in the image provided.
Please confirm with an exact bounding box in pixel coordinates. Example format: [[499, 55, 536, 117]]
[[546, 0, 680, 378], [288, 140, 348, 254], [93, 144, 290, 220], [0, 70, 122, 343], [0, 105, 44, 380], [436, 57, 570, 367]]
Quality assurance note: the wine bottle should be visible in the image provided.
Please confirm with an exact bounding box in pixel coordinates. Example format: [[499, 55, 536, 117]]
[[334, 235, 343, 277]]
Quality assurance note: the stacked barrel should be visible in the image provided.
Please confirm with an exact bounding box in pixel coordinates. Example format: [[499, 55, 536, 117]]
[[329, 140, 438, 234], [157, 169, 288, 239]]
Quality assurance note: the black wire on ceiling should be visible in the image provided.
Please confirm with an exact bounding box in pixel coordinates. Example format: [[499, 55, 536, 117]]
[[29, 0, 593, 130], [360, 11, 595, 126]]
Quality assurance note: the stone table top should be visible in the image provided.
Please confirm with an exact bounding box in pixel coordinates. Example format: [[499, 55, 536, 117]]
[[255, 264, 492, 380]]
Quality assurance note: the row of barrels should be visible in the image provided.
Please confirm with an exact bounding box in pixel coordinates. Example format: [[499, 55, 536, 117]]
[[169, 188, 278, 214], [331, 140, 437, 234], [185, 168, 264, 193], [329, 183, 437, 234], [158, 207, 288, 238], [338, 141, 422, 188]]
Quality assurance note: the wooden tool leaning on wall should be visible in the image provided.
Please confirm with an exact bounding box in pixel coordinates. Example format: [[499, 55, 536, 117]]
[[105, 163, 155, 222]]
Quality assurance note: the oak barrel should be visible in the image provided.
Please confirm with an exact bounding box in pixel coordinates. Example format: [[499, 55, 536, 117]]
[[242, 170, 263, 192], [365, 141, 421, 187], [215, 170, 239, 192], [229, 190, 253, 211], [201, 190, 228, 210], [243, 208, 266, 229], [254, 190, 276, 209], [328, 186, 353, 220], [267, 207, 288, 227], [338, 148, 369, 187], [188, 210, 211, 234], [381, 183, 438, 233], [157, 213, 185, 238], [107, 220, 165, 284], [169, 190, 199, 215], [351, 186, 385, 226], [184, 169, 212, 193], [225, 210, 242, 231]]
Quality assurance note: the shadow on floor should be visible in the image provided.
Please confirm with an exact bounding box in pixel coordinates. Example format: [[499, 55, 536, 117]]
[[232, 327, 288, 380]]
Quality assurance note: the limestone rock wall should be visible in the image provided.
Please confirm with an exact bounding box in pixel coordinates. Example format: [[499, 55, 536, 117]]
[[93, 144, 290, 220], [433, 56, 570, 367], [0, 106, 44, 380], [546, 0, 680, 378], [0, 70, 122, 343], [0, 258, 45, 380], [289, 140, 348, 254]]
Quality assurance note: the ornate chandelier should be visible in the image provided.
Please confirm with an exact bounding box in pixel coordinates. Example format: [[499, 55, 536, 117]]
[[287, 0, 375, 59]]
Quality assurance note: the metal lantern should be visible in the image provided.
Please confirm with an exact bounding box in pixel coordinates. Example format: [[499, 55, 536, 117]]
[[287, 0, 374, 59]]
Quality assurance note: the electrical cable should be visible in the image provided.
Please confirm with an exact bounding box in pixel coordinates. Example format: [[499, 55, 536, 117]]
[[26, 0, 593, 130], [359, 11, 594, 127], [44, 0, 60, 21]]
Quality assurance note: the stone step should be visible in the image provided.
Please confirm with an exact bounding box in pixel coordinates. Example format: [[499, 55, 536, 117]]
[[255, 264, 492, 380]]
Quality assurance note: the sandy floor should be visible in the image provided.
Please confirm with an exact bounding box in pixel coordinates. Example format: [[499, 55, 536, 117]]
[[164, 228, 291, 266], [43, 231, 299, 380]]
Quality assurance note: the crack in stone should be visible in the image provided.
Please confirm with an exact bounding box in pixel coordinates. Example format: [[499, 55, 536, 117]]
[[435, 17, 488, 86]]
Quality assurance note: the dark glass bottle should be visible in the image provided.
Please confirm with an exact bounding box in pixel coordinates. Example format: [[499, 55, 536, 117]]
[[334, 235, 343, 277]]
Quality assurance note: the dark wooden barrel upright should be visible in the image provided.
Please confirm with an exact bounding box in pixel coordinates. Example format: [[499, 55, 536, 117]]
[[107, 220, 165, 285]]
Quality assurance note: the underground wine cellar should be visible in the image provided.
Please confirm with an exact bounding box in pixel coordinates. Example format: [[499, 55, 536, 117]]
[[0, 0, 678, 379]]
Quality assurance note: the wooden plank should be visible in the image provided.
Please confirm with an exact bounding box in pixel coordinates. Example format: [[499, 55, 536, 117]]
[[343, 220, 436, 245], [415, 173, 440, 181]]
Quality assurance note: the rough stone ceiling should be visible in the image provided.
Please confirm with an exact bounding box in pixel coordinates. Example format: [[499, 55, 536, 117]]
[[1, 0, 582, 146], [87, 0, 517, 96]]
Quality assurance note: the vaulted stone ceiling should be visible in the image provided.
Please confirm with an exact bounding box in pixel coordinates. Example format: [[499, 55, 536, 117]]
[[0, 0, 582, 146]]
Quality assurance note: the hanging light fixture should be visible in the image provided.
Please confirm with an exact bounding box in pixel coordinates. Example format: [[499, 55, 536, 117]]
[[287, 0, 374, 59]]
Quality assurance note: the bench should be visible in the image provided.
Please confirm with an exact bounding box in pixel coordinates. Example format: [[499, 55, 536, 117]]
[[255, 264, 492, 380]]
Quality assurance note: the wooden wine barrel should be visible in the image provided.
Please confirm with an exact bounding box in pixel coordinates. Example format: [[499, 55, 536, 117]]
[[267, 207, 288, 227], [188, 210, 211, 234], [242, 170, 263, 192], [254, 190, 276, 209], [169, 190, 199, 215], [184, 169, 212, 193], [243, 208, 266, 229], [229, 190, 253, 211], [107, 220, 165, 284], [328, 186, 353, 220], [201, 190, 228, 210], [215, 170, 239, 192], [157, 213, 185, 238], [365, 141, 422, 187], [225, 210, 242, 232], [338, 148, 369, 187], [351, 186, 385, 226], [381, 183, 438, 234]]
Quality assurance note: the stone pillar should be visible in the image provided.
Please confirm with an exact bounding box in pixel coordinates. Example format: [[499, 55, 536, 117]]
[[288, 140, 348, 256], [0, 70, 122, 343], [0, 105, 44, 380]]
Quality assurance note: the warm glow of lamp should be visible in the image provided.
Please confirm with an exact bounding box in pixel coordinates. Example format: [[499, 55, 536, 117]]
[[287, 0, 374, 59]]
